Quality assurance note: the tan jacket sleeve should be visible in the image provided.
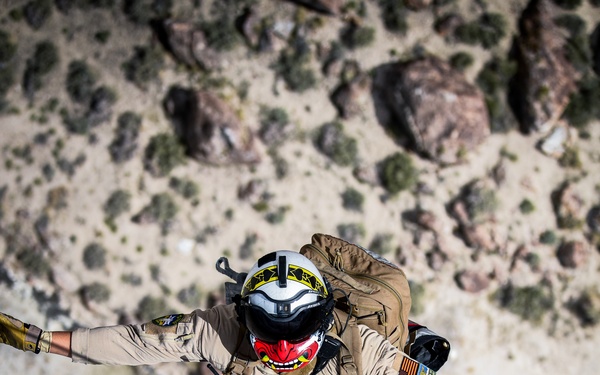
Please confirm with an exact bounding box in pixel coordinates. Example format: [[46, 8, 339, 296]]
[[71, 304, 256, 369], [357, 324, 408, 375]]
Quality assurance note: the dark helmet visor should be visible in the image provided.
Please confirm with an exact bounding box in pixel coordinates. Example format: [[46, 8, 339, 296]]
[[244, 297, 332, 342]]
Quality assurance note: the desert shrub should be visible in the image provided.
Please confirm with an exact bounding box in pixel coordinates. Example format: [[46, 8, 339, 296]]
[[519, 198, 536, 214], [80, 282, 111, 303], [202, 18, 242, 52], [23, 40, 59, 100], [265, 206, 290, 225], [143, 133, 186, 177], [341, 24, 376, 49], [177, 284, 203, 307], [379, 152, 418, 195], [82, 242, 107, 270], [137, 295, 170, 321], [569, 288, 600, 326], [122, 45, 164, 90], [315, 121, 359, 167], [0, 30, 17, 63], [476, 56, 518, 132], [134, 193, 179, 229], [337, 223, 366, 243], [495, 283, 554, 324], [16, 248, 51, 276], [341, 187, 364, 212], [369, 233, 394, 255], [66, 60, 97, 104], [121, 273, 143, 285], [104, 189, 131, 219], [551, 0, 583, 9], [558, 146, 582, 169], [23, 0, 53, 30], [554, 14, 586, 37], [591, 0, 600, 6], [259, 106, 291, 146], [461, 181, 498, 223], [123, 0, 173, 24], [539, 230, 557, 245], [273, 37, 316, 93], [94, 30, 111, 44], [110, 111, 141, 163], [455, 12, 507, 49], [562, 75, 600, 128], [169, 177, 199, 200], [449, 51, 474, 72], [409, 281, 426, 315], [378, 0, 408, 34], [0, 30, 17, 100]]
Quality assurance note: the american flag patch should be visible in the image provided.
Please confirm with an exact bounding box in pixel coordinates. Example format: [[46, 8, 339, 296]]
[[399, 356, 436, 375]]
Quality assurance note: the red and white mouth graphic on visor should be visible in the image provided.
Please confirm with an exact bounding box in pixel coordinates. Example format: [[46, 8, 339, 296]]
[[250, 331, 324, 372]]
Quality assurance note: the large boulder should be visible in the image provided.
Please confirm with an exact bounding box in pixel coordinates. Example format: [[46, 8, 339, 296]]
[[285, 0, 344, 15], [164, 87, 261, 166], [383, 56, 490, 165], [510, 0, 580, 133]]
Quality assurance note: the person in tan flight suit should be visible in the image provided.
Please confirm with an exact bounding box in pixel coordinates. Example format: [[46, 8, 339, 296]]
[[1, 250, 416, 375]]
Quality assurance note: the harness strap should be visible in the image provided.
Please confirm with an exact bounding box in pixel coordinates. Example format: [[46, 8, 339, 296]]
[[225, 326, 250, 375]]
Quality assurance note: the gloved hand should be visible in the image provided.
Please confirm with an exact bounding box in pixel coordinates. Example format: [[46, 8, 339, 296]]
[[0, 312, 43, 353]]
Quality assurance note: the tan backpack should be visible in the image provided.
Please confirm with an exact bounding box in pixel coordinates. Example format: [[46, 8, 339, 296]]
[[299, 233, 412, 350]]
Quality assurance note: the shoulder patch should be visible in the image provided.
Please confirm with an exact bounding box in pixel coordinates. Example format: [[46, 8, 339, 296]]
[[152, 314, 184, 327]]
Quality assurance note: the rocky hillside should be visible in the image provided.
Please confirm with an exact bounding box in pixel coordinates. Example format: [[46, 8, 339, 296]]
[[1, 0, 600, 374]]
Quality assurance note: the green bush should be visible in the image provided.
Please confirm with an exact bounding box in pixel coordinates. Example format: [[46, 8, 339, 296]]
[[82, 242, 107, 270], [202, 18, 242, 52], [134, 193, 179, 229], [23, 40, 59, 100], [554, 14, 586, 37], [273, 38, 316, 93], [461, 181, 498, 223], [109, 111, 142, 163], [23, 0, 53, 30], [539, 230, 557, 245], [143, 133, 186, 177], [476, 56, 518, 132], [81, 282, 111, 303], [123, 0, 173, 24], [455, 13, 507, 49], [0, 30, 17, 63], [551, 0, 583, 9], [562, 75, 600, 128], [104, 189, 131, 219], [265, 206, 290, 225], [369, 233, 394, 255], [315, 121, 359, 167], [558, 146, 582, 169], [66, 60, 97, 104], [519, 199, 536, 214], [378, 0, 408, 34], [569, 288, 600, 326], [337, 223, 366, 243], [169, 177, 199, 200], [0, 30, 17, 99], [122, 45, 164, 90], [137, 295, 170, 322], [495, 283, 554, 324], [341, 25, 376, 50], [177, 284, 203, 307], [379, 152, 418, 195], [341, 187, 364, 212], [449, 51, 474, 72]]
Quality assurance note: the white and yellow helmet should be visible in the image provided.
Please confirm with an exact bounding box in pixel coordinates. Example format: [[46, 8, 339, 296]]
[[238, 251, 334, 371]]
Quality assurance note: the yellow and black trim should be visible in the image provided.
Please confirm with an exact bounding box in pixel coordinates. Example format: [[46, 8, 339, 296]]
[[242, 265, 328, 297]]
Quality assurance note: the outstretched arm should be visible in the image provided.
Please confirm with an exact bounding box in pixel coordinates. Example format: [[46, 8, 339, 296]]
[[0, 311, 71, 357]]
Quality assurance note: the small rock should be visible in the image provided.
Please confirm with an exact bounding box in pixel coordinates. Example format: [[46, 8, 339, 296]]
[[539, 124, 568, 157], [455, 270, 491, 293], [556, 240, 587, 268]]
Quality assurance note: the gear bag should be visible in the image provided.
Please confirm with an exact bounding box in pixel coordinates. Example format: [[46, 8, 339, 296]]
[[299, 233, 412, 349]]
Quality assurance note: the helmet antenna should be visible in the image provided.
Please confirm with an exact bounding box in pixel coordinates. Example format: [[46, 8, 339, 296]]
[[278, 255, 287, 287]]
